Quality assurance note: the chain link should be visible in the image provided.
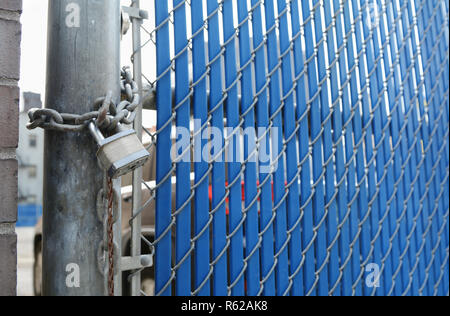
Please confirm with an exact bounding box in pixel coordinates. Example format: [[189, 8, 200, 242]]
[[107, 177, 115, 296], [26, 67, 140, 133]]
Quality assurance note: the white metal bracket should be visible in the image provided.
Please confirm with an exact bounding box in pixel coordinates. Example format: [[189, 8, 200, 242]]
[[121, 6, 148, 20], [121, 6, 148, 37]]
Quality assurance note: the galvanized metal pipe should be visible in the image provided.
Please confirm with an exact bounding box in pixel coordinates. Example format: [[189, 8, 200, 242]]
[[130, 0, 144, 296], [43, 0, 121, 296]]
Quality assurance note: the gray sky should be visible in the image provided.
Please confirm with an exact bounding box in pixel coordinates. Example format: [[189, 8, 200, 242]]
[[19, 0, 48, 102]]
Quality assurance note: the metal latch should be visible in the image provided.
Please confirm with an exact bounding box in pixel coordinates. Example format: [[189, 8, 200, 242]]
[[121, 255, 153, 272]]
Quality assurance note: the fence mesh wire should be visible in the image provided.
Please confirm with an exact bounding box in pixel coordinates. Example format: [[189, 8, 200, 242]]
[[122, 0, 450, 296]]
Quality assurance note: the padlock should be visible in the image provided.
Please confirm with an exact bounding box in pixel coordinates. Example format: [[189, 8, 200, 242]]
[[88, 121, 149, 179]]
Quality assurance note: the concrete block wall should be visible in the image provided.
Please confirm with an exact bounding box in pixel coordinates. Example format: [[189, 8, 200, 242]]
[[0, 0, 22, 296]]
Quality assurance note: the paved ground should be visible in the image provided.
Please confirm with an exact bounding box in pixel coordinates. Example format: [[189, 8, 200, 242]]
[[17, 227, 35, 296]]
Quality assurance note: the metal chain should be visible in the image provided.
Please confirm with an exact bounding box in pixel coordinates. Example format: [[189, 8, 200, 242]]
[[26, 66, 140, 132], [107, 177, 115, 296]]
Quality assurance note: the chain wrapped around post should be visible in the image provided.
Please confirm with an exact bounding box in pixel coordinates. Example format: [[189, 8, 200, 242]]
[[27, 66, 140, 133], [28, 66, 140, 296]]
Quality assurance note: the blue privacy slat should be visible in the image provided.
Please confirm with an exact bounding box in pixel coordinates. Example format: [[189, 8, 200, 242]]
[[384, 0, 411, 295], [312, 0, 340, 295], [390, 0, 420, 296], [360, 0, 390, 295], [413, 0, 437, 294], [376, 0, 403, 297], [389, 5, 414, 292], [361, 0, 394, 295], [435, 0, 450, 253], [311, 0, 331, 295], [351, 0, 381, 296], [439, 0, 450, 296], [206, 0, 228, 296], [428, 0, 450, 296], [222, 0, 245, 297], [237, 0, 261, 296], [432, 0, 450, 296], [327, 0, 352, 296], [155, 0, 172, 296], [276, 0, 303, 296], [346, 0, 364, 295], [339, 0, 363, 296], [289, 0, 314, 296], [396, 0, 427, 295], [404, 0, 433, 296], [419, 0, 443, 294], [420, 0, 445, 295], [191, 0, 210, 296], [173, 0, 191, 296], [442, 2, 450, 289], [437, 0, 450, 229], [251, 0, 276, 296], [405, 0, 436, 296], [416, 2, 440, 293], [264, 0, 290, 295], [301, 0, 327, 296], [347, 0, 371, 294], [323, 0, 347, 295], [405, 0, 433, 295], [376, 0, 401, 295]]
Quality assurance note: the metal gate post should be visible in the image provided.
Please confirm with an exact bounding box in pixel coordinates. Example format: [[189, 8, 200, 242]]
[[43, 0, 121, 296], [130, 0, 144, 296]]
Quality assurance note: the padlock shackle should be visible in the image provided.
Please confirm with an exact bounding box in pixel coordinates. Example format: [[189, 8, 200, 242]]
[[88, 121, 106, 143]]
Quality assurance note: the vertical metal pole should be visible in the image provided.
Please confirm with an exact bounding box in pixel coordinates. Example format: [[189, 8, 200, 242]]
[[130, 0, 143, 296], [43, 0, 121, 296]]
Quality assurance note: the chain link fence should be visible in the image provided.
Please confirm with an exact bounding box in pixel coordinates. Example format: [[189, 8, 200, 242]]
[[120, 0, 449, 296]]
